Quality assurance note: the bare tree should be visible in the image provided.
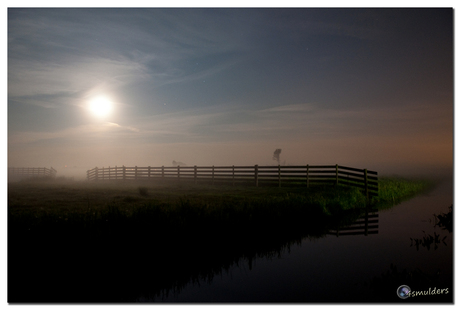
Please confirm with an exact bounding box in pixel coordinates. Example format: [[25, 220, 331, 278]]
[[272, 149, 282, 165]]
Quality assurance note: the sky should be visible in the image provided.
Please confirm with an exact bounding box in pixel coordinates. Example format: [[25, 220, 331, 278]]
[[7, 7, 453, 179]]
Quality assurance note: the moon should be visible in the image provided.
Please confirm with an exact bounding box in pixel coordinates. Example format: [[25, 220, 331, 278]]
[[88, 96, 113, 118]]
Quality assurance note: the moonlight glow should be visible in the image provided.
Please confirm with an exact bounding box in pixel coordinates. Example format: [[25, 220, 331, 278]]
[[88, 96, 113, 118]]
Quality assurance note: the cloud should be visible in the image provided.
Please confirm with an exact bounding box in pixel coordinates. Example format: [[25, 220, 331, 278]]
[[259, 103, 317, 114], [105, 122, 140, 133], [132, 101, 452, 148], [8, 9, 252, 111], [8, 55, 151, 108], [8, 122, 140, 144]]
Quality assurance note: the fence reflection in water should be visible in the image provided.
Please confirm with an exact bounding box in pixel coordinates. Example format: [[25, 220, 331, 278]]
[[328, 208, 379, 237]]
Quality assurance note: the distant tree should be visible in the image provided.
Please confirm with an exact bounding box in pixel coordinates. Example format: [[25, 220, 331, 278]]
[[272, 149, 282, 165]]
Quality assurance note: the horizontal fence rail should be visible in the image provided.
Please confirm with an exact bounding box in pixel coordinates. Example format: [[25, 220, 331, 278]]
[[87, 164, 378, 198], [8, 167, 57, 181]]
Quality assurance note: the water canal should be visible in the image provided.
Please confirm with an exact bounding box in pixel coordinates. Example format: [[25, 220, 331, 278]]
[[143, 178, 453, 303]]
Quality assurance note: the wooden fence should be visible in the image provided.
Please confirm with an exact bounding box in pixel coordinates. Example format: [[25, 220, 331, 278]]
[[86, 164, 378, 198], [8, 167, 57, 181], [328, 208, 379, 237]]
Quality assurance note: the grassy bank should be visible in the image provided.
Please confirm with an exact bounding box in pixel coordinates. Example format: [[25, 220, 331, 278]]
[[8, 176, 434, 302], [373, 177, 435, 208]]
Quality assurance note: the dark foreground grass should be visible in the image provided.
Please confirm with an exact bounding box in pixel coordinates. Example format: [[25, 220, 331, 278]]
[[8, 176, 434, 302]]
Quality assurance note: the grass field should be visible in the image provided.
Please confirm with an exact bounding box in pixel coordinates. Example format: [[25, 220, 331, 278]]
[[7, 176, 434, 302]]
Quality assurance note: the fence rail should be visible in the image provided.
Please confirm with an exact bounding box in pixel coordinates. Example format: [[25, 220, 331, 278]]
[[8, 167, 57, 181], [86, 164, 378, 198]]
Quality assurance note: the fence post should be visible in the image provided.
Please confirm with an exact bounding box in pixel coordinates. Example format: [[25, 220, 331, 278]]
[[278, 165, 281, 187], [178, 165, 180, 182], [95, 167, 99, 181], [306, 164, 309, 188], [148, 166, 151, 179], [162, 166, 164, 179], [115, 166, 118, 180], [123, 166, 126, 181], [232, 165, 235, 186], [255, 164, 259, 187], [194, 165, 197, 184], [212, 165, 215, 185], [336, 164, 339, 185], [135, 166, 138, 180], [364, 169, 369, 201]]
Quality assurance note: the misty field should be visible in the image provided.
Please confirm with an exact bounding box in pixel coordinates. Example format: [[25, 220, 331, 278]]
[[8, 176, 433, 302]]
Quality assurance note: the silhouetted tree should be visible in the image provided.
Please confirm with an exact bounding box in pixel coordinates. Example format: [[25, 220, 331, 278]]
[[272, 149, 282, 165]]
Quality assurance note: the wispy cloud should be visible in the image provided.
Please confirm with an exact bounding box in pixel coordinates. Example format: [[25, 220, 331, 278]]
[[105, 122, 140, 133], [8, 9, 250, 110], [9, 122, 140, 144], [8, 55, 151, 108], [258, 103, 317, 114], [131, 101, 452, 146]]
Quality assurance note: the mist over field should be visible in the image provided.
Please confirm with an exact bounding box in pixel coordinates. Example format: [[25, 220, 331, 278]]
[[12, 141, 452, 181]]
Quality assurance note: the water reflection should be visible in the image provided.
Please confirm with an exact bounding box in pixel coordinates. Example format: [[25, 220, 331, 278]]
[[9, 201, 372, 303], [409, 205, 453, 251], [9, 196, 452, 303], [368, 263, 450, 302], [141, 207, 380, 302], [435, 204, 453, 232], [328, 208, 379, 237], [153, 195, 453, 303], [410, 232, 447, 251], [367, 205, 453, 302]]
